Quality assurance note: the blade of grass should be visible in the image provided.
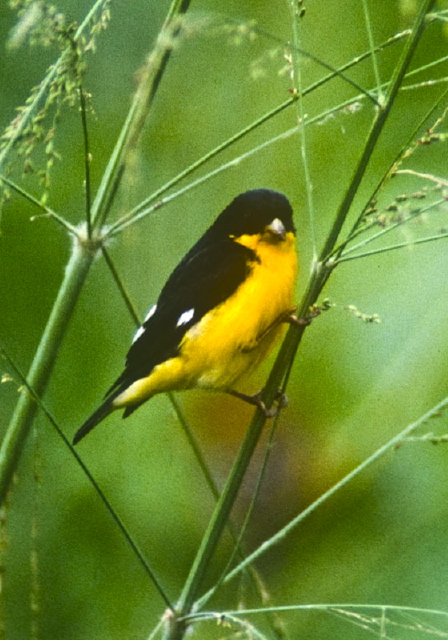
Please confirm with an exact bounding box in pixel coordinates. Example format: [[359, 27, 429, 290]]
[[322, 0, 436, 263], [0, 339, 173, 608], [109, 29, 408, 236], [362, 0, 384, 101], [288, 0, 317, 260], [195, 394, 448, 606], [90, 0, 193, 230], [338, 231, 448, 263]]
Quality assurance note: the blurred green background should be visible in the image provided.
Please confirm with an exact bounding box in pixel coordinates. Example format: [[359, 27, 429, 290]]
[[1, 0, 448, 638]]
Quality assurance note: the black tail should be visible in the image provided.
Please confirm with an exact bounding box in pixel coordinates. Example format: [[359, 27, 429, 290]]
[[73, 399, 114, 445]]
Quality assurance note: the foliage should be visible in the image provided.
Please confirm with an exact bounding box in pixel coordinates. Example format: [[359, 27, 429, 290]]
[[1, 0, 448, 639]]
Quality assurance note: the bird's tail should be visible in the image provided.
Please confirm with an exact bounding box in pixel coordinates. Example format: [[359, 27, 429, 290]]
[[73, 399, 114, 445]]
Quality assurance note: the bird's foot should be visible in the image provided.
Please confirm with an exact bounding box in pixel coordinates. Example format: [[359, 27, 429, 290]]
[[228, 388, 288, 418], [283, 305, 320, 327]]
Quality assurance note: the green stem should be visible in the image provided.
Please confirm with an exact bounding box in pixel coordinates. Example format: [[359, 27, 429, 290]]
[[0, 238, 96, 504], [0, 339, 173, 608], [0, 174, 78, 235], [166, 409, 269, 640], [0, 0, 194, 506], [198, 394, 448, 597], [338, 230, 448, 263], [341, 196, 446, 259], [165, 3, 435, 636], [361, 0, 383, 99], [288, 0, 317, 257], [0, 0, 109, 172], [167, 268, 326, 640], [321, 0, 435, 262], [187, 602, 448, 624], [91, 0, 193, 230], [108, 28, 407, 237], [79, 87, 93, 237]]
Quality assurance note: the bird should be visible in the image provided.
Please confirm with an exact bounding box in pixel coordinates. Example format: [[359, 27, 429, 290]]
[[73, 188, 298, 444]]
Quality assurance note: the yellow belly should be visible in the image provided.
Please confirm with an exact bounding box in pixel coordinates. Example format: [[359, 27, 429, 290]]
[[113, 232, 298, 407]]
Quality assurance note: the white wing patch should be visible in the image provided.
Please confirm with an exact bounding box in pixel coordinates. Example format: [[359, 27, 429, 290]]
[[176, 308, 195, 327], [145, 304, 157, 321], [132, 304, 157, 344], [132, 325, 145, 344]]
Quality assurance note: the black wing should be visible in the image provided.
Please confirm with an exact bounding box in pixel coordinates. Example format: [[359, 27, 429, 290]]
[[109, 237, 257, 394]]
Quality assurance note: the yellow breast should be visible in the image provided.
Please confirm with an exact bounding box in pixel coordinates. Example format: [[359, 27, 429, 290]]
[[180, 229, 298, 389]]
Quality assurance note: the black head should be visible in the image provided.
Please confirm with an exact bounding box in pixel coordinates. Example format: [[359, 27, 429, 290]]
[[208, 189, 295, 239]]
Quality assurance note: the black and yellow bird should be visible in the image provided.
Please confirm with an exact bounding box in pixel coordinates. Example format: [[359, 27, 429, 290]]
[[73, 189, 298, 444]]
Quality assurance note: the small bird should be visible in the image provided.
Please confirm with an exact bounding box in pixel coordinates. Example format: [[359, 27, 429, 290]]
[[73, 189, 298, 444]]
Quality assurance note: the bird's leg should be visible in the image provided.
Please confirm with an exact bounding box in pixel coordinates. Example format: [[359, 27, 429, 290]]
[[240, 311, 293, 353], [283, 305, 321, 327], [241, 306, 320, 354], [227, 388, 288, 418]]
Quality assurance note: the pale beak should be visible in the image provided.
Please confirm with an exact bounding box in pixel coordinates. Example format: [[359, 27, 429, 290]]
[[266, 217, 286, 241]]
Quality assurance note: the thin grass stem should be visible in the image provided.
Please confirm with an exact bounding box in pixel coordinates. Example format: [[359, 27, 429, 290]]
[[91, 0, 193, 231], [340, 196, 446, 259], [288, 0, 317, 260], [164, 5, 435, 635], [0, 340, 172, 608], [146, 617, 166, 640], [206, 415, 281, 605], [108, 29, 408, 237], [322, 0, 436, 263], [0, 239, 97, 505], [101, 247, 140, 326], [0, 0, 109, 172], [338, 231, 448, 263], [196, 394, 448, 602], [362, 0, 383, 101], [186, 602, 448, 623], [0, 0, 194, 504], [336, 87, 448, 256], [107, 125, 302, 237], [79, 87, 93, 237], [394, 169, 448, 187], [0, 174, 78, 235], [170, 409, 270, 637], [109, 41, 445, 240], [251, 22, 380, 107]]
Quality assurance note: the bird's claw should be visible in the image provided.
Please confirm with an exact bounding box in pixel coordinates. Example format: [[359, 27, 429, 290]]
[[284, 305, 320, 327], [228, 388, 289, 418]]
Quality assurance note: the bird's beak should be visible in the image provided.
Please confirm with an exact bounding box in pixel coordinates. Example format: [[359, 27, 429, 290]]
[[266, 217, 286, 241]]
